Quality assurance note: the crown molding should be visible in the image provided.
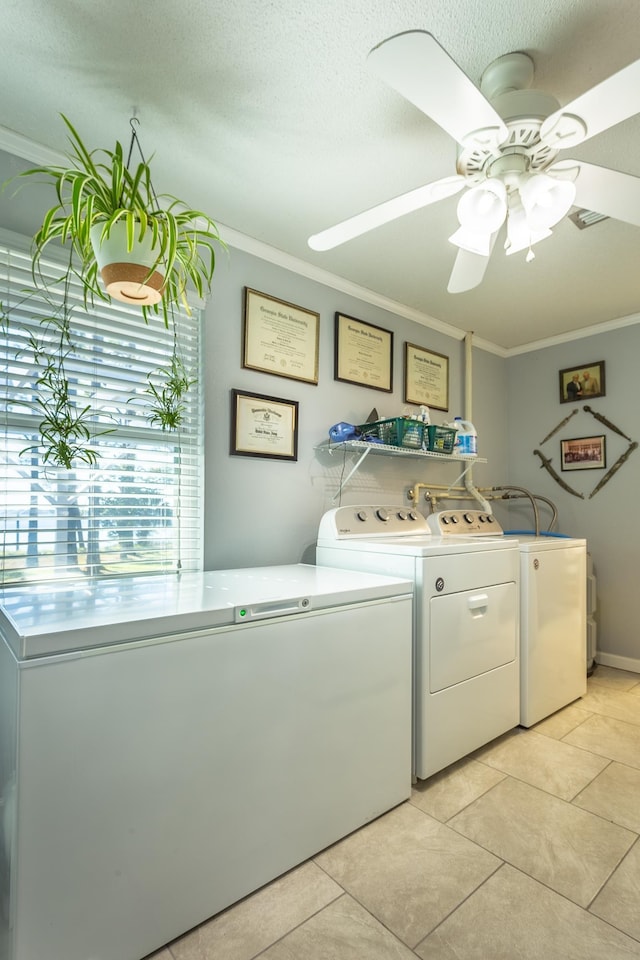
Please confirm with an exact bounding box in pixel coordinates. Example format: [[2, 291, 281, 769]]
[[0, 123, 65, 166], [506, 310, 640, 356]]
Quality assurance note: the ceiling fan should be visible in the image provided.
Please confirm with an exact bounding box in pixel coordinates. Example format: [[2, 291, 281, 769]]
[[308, 31, 640, 293]]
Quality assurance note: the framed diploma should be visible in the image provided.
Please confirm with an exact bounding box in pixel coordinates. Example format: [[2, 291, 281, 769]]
[[404, 342, 449, 411], [334, 313, 393, 392], [243, 288, 320, 385], [230, 389, 299, 461]]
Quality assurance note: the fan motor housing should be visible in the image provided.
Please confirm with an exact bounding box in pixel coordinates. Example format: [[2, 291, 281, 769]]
[[457, 95, 561, 183], [459, 52, 562, 184]]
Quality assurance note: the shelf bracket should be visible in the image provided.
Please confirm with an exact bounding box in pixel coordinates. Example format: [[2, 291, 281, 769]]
[[447, 463, 473, 491], [331, 446, 372, 502]]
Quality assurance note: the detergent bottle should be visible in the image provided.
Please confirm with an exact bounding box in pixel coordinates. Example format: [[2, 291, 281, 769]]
[[448, 417, 477, 456], [401, 405, 430, 449], [419, 406, 430, 450]]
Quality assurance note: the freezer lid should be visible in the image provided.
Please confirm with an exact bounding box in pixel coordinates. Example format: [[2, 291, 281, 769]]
[[0, 564, 413, 660]]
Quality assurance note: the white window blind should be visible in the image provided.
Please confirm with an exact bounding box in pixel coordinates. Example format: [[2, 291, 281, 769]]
[[0, 235, 203, 585]]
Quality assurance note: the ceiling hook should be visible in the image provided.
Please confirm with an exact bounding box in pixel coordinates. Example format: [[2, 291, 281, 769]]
[[126, 115, 142, 174]]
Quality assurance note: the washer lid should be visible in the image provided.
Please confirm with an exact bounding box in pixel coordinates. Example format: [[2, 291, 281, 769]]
[[0, 564, 413, 660], [317, 534, 518, 557], [506, 534, 587, 552]]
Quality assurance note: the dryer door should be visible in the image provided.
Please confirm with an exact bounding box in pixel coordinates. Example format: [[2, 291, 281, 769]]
[[429, 582, 517, 692]]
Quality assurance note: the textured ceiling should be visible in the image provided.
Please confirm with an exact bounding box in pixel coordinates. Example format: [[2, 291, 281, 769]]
[[1, 0, 640, 351]]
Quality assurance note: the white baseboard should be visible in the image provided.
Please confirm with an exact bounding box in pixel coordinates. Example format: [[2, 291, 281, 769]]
[[595, 650, 640, 675]]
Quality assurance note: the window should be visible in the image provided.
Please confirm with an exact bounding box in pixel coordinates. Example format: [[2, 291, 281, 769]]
[[0, 231, 203, 585]]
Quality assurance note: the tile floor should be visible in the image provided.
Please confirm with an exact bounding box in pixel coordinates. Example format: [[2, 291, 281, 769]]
[[148, 665, 640, 960]]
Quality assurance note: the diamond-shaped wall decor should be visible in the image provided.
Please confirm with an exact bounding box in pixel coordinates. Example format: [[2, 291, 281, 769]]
[[534, 407, 636, 499]]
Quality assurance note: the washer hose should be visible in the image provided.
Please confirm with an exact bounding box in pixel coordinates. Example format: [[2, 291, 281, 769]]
[[491, 485, 540, 537]]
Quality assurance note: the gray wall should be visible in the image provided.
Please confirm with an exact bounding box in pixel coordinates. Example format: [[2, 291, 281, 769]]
[[202, 246, 509, 569], [506, 325, 640, 669]]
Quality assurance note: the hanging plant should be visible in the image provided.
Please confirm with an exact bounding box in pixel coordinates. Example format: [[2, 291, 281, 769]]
[[142, 349, 197, 431], [15, 276, 114, 468], [3, 114, 222, 467], [19, 114, 225, 325]]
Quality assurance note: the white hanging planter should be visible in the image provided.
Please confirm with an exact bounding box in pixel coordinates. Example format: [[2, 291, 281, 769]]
[[90, 221, 165, 306]]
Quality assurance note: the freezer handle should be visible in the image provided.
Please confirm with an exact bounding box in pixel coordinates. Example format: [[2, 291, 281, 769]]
[[234, 597, 312, 622]]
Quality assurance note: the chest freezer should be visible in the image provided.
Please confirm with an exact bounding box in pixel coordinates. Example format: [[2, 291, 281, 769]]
[[0, 564, 413, 960]]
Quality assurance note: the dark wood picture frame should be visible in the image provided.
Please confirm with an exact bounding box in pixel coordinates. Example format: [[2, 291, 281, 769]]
[[559, 361, 605, 403], [334, 312, 393, 392], [242, 288, 319, 385], [230, 388, 299, 461], [403, 342, 450, 412], [560, 435, 606, 471]]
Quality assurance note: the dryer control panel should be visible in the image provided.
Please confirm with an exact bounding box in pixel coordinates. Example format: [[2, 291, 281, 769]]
[[428, 510, 504, 536], [318, 505, 429, 539]]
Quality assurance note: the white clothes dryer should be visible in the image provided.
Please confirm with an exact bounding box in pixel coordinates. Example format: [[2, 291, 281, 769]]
[[428, 510, 587, 727], [317, 505, 520, 780]]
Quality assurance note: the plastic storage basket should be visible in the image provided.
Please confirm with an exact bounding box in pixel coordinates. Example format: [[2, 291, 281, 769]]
[[357, 417, 425, 449], [424, 424, 457, 454]]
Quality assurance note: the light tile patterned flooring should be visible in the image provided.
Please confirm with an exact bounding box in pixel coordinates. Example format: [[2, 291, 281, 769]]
[[149, 666, 640, 960]]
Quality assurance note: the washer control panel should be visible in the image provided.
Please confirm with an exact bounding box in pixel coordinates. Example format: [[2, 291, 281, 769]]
[[427, 509, 504, 536], [318, 505, 429, 539]]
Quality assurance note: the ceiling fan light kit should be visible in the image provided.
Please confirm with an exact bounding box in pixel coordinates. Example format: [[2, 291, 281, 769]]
[[308, 30, 640, 293], [456, 180, 507, 233], [519, 173, 577, 230], [505, 200, 552, 256]]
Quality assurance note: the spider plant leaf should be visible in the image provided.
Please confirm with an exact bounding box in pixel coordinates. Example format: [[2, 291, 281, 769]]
[[61, 115, 97, 177]]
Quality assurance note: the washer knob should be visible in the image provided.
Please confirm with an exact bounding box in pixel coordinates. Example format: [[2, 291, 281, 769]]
[[376, 508, 389, 522], [450, 515, 459, 524], [408, 510, 419, 521], [397, 510, 408, 520], [463, 513, 474, 524], [356, 510, 368, 522]]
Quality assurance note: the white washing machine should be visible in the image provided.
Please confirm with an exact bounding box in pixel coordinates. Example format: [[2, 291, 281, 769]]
[[317, 505, 520, 780], [428, 510, 587, 727]]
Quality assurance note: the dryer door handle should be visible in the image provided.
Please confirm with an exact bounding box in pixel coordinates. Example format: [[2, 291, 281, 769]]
[[467, 593, 489, 617]]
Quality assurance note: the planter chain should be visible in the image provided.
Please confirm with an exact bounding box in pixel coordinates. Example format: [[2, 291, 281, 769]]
[[124, 117, 162, 213]]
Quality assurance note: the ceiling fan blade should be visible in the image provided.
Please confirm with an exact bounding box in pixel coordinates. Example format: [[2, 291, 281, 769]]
[[551, 160, 640, 226], [308, 175, 466, 251], [540, 57, 640, 149], [368, 31, 508, 150], [447, 246, 492, 294]]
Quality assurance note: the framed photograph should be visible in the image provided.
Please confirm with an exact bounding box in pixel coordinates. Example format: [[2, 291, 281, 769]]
[[559, 361, 605, 403], [560, 435, 606, 471], [243, 288, 319, 385], [404, 342, 449, 411], [230, 389, 299, 461], [334, 312, 393, 392]]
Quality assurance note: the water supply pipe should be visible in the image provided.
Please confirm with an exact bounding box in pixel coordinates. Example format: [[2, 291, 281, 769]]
[[461, 331, 491, 512], [408, 483, 557, 532]]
